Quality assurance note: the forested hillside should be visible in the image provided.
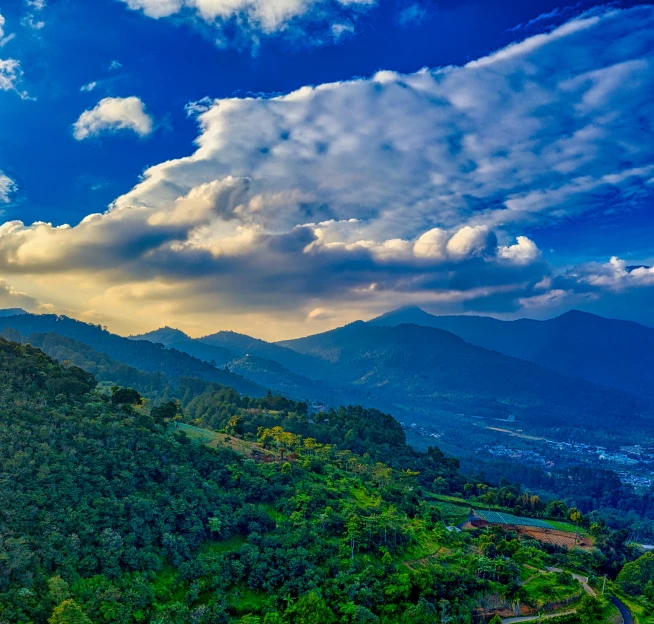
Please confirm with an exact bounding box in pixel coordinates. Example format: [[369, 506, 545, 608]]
[[0, 337, 644, 624], [0, 314, 264, 396]]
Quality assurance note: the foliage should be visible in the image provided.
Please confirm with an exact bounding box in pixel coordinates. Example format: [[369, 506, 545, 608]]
[[618, 552, 654, 596], [0, 337, 642, 624]]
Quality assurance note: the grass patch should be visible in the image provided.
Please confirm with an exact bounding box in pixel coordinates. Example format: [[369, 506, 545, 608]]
[[230, 585, 270, 616], [403, 528, 444, 560], [522, 572, 582, 607], [548, 520, 588, 536], [175, 422, 218, 443], [259, 503, 285, 524], [200, 535, 248, 556], [152, 565, 187, 604], [350, 486, 381, 508], [428, 501, 470, 525]]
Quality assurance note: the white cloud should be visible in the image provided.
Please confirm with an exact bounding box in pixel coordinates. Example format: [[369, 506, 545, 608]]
[[73, 97, 154, 140], [0, 58, 22, 92], [498, 236, 541, 265], [0, 12, 15, 47], [22, 0, 46, 30], [331, 21, 354, 39], [118, 0, 378, 44], [185, 96, 214, 117], [80, 81, 98, 92], [572, 257, 654, 290], [0, 14, 22, 91], [396, 2, 428, 26], [0, 173, 16, 204], [0, 6, 651, 335]]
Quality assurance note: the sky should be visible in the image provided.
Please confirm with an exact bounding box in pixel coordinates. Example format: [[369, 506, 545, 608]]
[[0, 0, 653, 339]]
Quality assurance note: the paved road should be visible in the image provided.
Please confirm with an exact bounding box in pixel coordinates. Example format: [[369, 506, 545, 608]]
[[611, 596, 634, 624]]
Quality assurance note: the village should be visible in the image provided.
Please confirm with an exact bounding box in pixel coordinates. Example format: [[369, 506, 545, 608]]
[[475, 437, 654, 490]]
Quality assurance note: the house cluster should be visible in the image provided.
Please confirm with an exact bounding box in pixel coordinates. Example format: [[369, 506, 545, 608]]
[[477, 444, 553, 467], [400, 421, 443, 439]]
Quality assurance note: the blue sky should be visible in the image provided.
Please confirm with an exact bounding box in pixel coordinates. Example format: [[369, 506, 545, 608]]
[[0, 0, 653, 338]]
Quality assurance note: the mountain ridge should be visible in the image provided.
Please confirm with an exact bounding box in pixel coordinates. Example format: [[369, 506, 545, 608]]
[[369, 306, 654, 398], [279, 320, 650, 437]]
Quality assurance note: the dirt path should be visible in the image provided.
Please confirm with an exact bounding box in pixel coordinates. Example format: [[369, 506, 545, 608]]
[[502, 609, 576, 623]]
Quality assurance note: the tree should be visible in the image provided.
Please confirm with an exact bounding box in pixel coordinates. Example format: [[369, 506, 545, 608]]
[[340, 602, 379, 623], [489, 616, 503, 624], [577, 595, 608, 624], [227, 416, 244, 436], [281, 462, 293, 475], [617, 552, 654, 596], [402, 598, 437, 624], [151, 400, 179, 422], [47, 576, 71, 606], [49, 600, 92, 624], [111, 387, 143, 406], [346, 515, 365, 560], [286, 592, 336, 624], [569, 508, 583, 524], [545, 500, 568, 519]]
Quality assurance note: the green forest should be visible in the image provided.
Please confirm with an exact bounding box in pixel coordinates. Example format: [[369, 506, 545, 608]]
[[0, 337, 653, 623]]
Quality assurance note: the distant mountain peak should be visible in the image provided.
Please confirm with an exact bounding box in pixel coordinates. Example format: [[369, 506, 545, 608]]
[[556, 309, 597, 319], [130, 326, 190, 346], [369, 305, 436, 326], [0, 308, 27, 318]]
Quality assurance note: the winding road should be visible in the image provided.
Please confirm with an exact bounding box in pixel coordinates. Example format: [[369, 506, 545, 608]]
[[501, 568, 634, 623], [611, 596, 634, 624]]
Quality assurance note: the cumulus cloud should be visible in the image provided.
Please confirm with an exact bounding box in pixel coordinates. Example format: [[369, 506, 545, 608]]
[[0, 6, 652, 336], [118, 0, 377, 45], [73, 97, 154, 140], [562, 257, 654, 291]]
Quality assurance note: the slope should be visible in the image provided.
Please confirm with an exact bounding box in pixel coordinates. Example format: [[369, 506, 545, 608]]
[[370, 307, 654, 398], [0, 313, 265, 396], [280, 321, 650, 436], [0, 336, 631, 624], [200, 330, 336, 381]]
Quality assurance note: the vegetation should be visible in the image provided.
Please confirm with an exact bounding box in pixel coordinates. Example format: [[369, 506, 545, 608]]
[[0, 338, 642, 623]]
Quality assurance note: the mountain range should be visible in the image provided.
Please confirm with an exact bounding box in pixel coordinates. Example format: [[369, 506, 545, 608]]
[[0, 307, 652, 445], [370, 306, 654, 399]]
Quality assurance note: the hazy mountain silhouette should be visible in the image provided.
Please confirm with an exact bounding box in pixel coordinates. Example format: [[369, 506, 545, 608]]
[[370, 307, 654, 398]]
